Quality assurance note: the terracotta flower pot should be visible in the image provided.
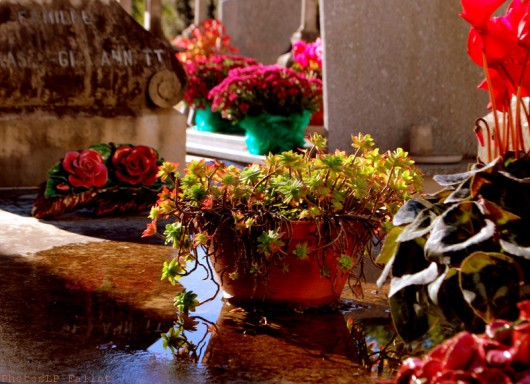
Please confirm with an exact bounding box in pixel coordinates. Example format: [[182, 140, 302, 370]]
[[209, 220, 370, 310]]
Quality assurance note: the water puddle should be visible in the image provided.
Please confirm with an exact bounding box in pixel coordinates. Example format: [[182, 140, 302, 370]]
[[0, 242, 410, 384], [0, 189, 438, 383]]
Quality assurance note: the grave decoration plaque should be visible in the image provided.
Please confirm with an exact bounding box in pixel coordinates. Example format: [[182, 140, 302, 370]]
[[0, 0, 187, 115]]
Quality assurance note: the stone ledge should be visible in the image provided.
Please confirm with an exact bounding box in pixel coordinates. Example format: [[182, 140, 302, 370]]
[[186, 125, 327, 165]]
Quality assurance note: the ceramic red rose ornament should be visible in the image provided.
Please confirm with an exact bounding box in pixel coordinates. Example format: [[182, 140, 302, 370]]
[[32, 143, 170, 219]]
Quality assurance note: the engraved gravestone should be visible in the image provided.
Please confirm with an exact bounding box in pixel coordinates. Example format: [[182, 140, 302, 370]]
[[0, 0, 188, 187]]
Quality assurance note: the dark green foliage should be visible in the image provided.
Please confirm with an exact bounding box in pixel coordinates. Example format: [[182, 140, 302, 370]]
[[377, 154, 530, 342]]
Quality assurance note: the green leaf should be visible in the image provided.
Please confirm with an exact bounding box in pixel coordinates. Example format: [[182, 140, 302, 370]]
[[89, 143, 114, 161], [437, 269, 486, 334], [47, 161, 63, 177], [378, 238, 431, 292], [257, 230, 285, 256], [444, 178, 471, 203], [392, 239, 431, 278], [459, 252, 523, 323], [473, 170, 530, 219], [375, 226, 404, 264], [392, 198, 433, 226], [480, 198, 521, 226], [433, 158, 499, 187], [293, 243, 310, 260], [337, 255, 354, 272], [161, 259, 185, 285], [389, 284, 430, 343], [163, 222, 189, 248], [174, 289, 199, 314], [396, 209, 438, 243], [424, 201, 496, 265], [499, 220, 530, 259]]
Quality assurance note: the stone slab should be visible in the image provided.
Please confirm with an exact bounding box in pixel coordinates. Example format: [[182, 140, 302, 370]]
[[0, 109, 187, 187], [220, 0, 302, 64], [186, 125, 327, 165], [0, 0, 189, 187], [320, 0, 485, 158], [0, 0, 186, 115]]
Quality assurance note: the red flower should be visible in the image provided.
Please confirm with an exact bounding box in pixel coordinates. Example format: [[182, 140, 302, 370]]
[[56, 182, 71, 193], [506, 0, 530, 45], [292, 38, 323, 78], [111, 145, 159, 186], [477, 68, 512, 111], [460, 0, 506, 29], [512, 322, 530, 366], [62, 149, 108, 189], [182, 54, 258, 108]]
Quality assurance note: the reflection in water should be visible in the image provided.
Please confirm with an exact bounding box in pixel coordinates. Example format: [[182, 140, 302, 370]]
[[0, 255, 186, 383], [0, 239, 442, 384], [164, 300, 412, 383]]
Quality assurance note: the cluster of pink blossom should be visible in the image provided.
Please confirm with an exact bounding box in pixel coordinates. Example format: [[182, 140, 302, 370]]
[[182, 54, 258, 109], [292, 38, 322, 77], [208, 64, 323, 124], [380, 301, 530, 384]]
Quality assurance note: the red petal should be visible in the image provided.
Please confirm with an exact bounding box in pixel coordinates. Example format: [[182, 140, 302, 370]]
[[444, 332, 480, 371], [518, 300, 530, 319], [92, 166, 108, 187], [482, 17, 519, 64], [460, 0, 507, 28], [62, 151, 80, 174]]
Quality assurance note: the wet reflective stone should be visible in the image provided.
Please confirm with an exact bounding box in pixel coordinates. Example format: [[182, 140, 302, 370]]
[[0, 189, 404, 383]]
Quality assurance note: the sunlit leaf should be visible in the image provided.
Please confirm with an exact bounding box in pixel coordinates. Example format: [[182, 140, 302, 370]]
[[389, 262, 439, 298], [375, 226, 404, 265], [392, 198, 433, 226], [424, 202, 496, 265]]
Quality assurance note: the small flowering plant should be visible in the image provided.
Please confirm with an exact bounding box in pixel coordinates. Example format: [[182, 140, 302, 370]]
[[143, 133, 421, 325], [172, 19, 238, 63], [292, 38, 323, 79], [32, 143, 169, 219], [182, 54, 259, 109], [209, 64, 323, 124], [461, 0, 530, 162], [291, 38, 324, 125]]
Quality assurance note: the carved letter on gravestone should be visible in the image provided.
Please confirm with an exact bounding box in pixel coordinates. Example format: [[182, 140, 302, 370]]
[[0, 0, 187, 115]]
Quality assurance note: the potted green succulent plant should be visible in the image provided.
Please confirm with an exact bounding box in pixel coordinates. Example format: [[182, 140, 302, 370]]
[[376, 0, 530, 346], [143, 133, 421, 315]]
